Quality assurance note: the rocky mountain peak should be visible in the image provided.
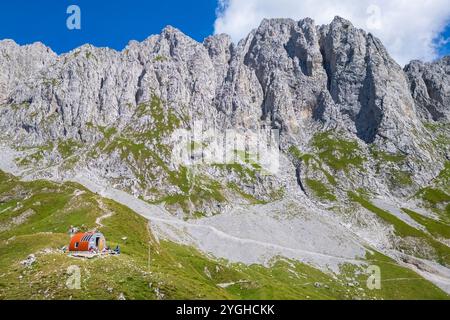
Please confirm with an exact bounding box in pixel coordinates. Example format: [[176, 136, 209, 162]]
[[1, 16, 450, 300], [0, 40, 56, 104], [0, 16, 448, 214], [405, 55, 450, 122]]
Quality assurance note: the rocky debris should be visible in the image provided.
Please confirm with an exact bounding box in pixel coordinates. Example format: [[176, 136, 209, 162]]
[[0, 187, 29, 205], [69, 226, 79, 235], [20, 254, 36, 267], [0, 16, 444, 214], [0, 208, 35, 232], [400, 255, 438, 274], [12, 208, 35, 224], [154, 287, 165, 300], [0, 16, 449, 289], [203, 266, 212, 279], [12, 203, 23, 212], [40, 248, 58, 255]]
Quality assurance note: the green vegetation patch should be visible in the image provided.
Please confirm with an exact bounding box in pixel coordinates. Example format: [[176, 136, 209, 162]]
[[348, 192, 422, 238], [370, 147, 406, 163], [415, 187, 450, 222], [412, 162, 450, 221], [361, 251, 449, 300], [17, 142, 54, 167], [435, 162, 450, 193], [58, 139, 82, 158], [349, 191, 450, 267], [99, 126, 117, 140], [306, 179, 336, 202], [227, 182, 267, 205], [288, 146, 337, 186], [134, 95, 183, 134], [401, 208, 450, 239], [388, 170, 413, 188], [311, 131, 365, 172], [153, 55, 168, 62], [0, 170, 448, 300], [424, 122, 450, 150], [9, 102, 31, 111], [160, 167, 226, 215], [418, 188, 450, 205], [213, 163, 257, 183]]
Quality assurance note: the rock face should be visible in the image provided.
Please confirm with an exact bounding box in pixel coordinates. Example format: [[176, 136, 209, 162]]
[[0, 40, 56, 104], [0, 18, 427, 144], [405, 57, 450, 122], [0, 16, 448, 217]]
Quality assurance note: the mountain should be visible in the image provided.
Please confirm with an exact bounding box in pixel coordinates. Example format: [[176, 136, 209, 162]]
[[0, 16, 449, 299]]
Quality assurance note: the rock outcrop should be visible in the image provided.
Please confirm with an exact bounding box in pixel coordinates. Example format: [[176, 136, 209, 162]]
[[405, 56, 450, 122], [0, 16, 448, 217]]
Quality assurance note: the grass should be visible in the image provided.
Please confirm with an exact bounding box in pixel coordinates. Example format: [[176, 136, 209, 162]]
[[227, 182, 267, 205], [132, 164, 229, 215], [288, 146, 315, 169], [435, 162, 450, 193], [99, 127, 117, 140], [370, 147, 406, 163], [305, 179, 336, 202], [349, 191, 450, 267], [58, 139, 82, 158], [87, 94, 275, 215], [401, 208, 450, 239], [16, 142, 54, 167], [389, 170, 413, 188], [424, 122, 450, 151], [153, 55, 168, 62], [415, 187, 450, 222], [412, 162, 450, 222], [348, 192, 423, 238], [213, 163, 257, 183], [134, 95, 182, 134], [289, 145, 337, 188], [91, 94, 202, 211], [9, 102, 30, 111], [42, 78, 60, 88], [0, 170, 448, 300], [362, 251, 449, 299], [418, 188, 450, 204], [438, 162, 450, 180], [311, 131, 365, 172]]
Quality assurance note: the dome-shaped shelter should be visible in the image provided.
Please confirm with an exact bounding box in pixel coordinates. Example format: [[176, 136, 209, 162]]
[[69, 232, 106, 252]]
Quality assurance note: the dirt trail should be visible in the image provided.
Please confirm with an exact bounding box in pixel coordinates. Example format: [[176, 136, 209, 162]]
[[1, 145, 450, 293], [70, 173, 368, 266], [95, 198, 114, 228]]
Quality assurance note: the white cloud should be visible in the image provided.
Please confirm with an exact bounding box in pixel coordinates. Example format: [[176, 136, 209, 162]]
[[214, 0, 450, 65]]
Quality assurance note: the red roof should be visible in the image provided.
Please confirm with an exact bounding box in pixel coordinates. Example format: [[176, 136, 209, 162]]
[[69, 232, 95, 252]]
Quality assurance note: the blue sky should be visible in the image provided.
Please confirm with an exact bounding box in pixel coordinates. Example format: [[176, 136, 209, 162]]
[[0, 0, 449, 63], [438, 25, 450, 57], [0, 0, 217, 54]]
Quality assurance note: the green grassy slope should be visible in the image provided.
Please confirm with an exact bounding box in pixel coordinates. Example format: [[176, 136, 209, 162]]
[[348, 192, 450, 268], [0, 170, 448, 300]]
